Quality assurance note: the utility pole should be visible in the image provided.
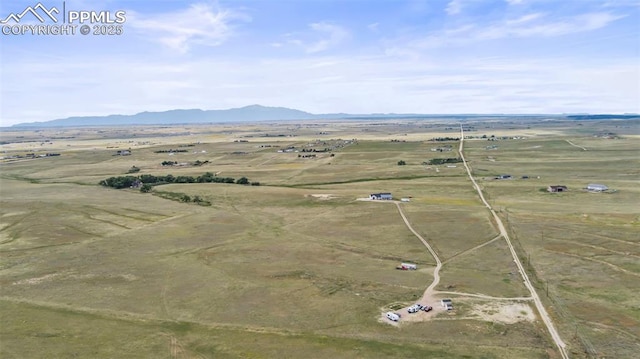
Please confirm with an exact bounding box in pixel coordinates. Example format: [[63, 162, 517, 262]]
[[546, 281, 549, 297]]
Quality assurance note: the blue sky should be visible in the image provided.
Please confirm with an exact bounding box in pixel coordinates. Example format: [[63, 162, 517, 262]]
[[1, 0, 639, 125]]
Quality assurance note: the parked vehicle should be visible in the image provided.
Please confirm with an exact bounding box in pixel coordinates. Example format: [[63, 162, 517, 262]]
[[386, 312, 400, 321], [423, 305, 433, 312], [408, 304, 423, 313], [400, 263, 417, 270]]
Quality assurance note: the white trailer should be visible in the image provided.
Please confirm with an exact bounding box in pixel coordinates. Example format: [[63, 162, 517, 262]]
[[385, 312, 400, 321], [400, 263, 417, 270]]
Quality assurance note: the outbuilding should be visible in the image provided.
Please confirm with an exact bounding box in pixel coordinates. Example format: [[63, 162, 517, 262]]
[[586, 184, 608, 192], [547, 185, 568, 193]]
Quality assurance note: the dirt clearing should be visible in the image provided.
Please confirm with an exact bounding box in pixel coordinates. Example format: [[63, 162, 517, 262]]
[[471, 302, 536, 324]]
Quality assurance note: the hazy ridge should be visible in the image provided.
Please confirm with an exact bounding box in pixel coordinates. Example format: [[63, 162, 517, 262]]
[[10, 104, 639, 127]]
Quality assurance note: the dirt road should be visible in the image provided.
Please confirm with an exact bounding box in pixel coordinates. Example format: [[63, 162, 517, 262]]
[[565, 139, 587, 151], [394, 202, 442, 295], [459, 125, 569, 359]]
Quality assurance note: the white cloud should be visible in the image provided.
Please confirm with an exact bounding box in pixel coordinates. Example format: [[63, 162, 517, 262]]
[[129, 3, 250, 53], [285, 22, 349, 53], [306, 22, 349, 53], [446, 0, 464, 15], [3, 52, 637, 126], [495, 12, 626, 38], [386, 11, 626, 53], [506, 13, 544, 25]]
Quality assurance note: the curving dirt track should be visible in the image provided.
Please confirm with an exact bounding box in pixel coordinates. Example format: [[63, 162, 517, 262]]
[[565, 139, 587, 151], [394, 202, 442, 295]]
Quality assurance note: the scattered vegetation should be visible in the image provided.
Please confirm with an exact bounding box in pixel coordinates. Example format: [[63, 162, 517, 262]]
[[153, 149, 189, 153], [153, 191, 211, 206], [127, 166, 140, 173], [425, 158, 463, 165], [193, 160, 209, 166], [429, 137, 460, 142]]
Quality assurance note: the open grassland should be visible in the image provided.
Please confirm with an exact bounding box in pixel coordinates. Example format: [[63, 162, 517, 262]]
[[462, 128, 639, 358], [1, 119, 638, 358]]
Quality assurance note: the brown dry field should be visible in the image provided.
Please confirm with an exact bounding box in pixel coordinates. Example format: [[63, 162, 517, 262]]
[[1, 118, 638, 358]]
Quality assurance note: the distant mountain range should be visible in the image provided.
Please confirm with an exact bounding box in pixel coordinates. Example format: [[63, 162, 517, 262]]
[[9, 105, 639, 127]]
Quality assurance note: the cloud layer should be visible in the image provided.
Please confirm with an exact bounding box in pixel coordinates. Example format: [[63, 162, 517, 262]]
[[1, 0, 638, 125]]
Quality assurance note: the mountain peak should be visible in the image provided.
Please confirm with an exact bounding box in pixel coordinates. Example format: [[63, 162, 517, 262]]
[[12, 105, 317, 127]]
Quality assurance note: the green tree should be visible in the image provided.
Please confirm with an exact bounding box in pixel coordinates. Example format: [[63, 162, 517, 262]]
[[140, 184, 152, 193], [236, 177, 250, 185], [397, 160, 406, 166], [181, 194, 191, 202]]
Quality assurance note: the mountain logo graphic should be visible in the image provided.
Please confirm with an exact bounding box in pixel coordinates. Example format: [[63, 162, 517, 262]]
[[0, 2, 60, 24]]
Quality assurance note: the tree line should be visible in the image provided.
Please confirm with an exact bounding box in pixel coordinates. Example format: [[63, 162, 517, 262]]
[[99, 172, 259, 190]]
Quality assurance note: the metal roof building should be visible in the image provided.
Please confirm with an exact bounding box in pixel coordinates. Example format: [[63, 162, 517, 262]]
[[587, 184, 608, 192]]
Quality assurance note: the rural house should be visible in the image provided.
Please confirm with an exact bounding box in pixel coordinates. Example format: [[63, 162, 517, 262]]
[[547, 185, 568, 193], [370, 193, 393, 200]]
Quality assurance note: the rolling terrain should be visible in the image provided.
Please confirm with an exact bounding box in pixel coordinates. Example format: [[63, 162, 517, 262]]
[[1, 119, 638, 358]]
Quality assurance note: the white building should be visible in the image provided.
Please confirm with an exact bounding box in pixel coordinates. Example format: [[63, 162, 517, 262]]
[[586, 184, 608, 192], [370, 193, 393, 200]]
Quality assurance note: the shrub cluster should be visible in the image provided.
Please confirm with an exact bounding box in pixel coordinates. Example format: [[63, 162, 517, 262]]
[[154, 149, 189, 153], [429, 137, 460, 142], [426, 158, 463, 165]]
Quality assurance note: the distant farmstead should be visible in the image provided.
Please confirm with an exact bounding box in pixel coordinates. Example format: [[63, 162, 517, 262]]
[[547, 185, 568, 193], [370, 193, 393, 200], [586, 184, 608, 192]]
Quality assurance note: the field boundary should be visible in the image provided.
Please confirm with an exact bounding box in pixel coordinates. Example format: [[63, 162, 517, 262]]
[[459, 125, 569, 359]]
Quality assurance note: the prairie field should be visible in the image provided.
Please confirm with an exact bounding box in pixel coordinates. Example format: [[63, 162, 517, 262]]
[[1, 118, 638, 358]]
